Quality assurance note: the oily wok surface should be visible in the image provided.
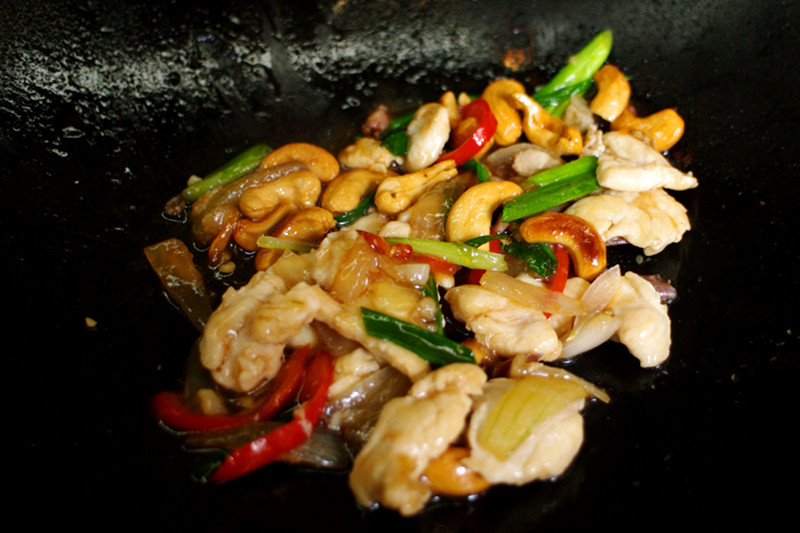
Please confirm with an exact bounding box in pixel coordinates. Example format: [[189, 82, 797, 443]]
[[4, 0, 798, 530]]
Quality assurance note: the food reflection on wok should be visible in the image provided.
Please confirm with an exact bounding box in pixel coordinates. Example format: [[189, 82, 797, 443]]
[[146, 29, 697, 516]]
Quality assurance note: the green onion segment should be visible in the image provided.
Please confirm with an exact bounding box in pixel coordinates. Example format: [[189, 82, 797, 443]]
[[334, 191, 376, 227], [386, 237, 508, 271], [501, 156, 599, 222], [181, 143, 272, 202], [361, 307, 474, 366], [532, 29, 613, 117]]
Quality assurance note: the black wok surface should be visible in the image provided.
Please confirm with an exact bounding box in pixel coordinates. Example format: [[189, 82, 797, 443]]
[[5, 0, 798, 530]]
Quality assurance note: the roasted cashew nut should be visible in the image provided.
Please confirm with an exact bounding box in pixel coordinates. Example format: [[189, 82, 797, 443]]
[[611, 106, 685, 152], [446, 180, 523, 248], [481, 79, 526, 146], [405, 103, 451, 172], [589, 64, 631, 122], [321, 169, 387, 214], [255, 206, 336, 271], [510, 92, 583, 156], [239, 169, 322, 220], [232, 200, 294, 251], [375, 160, 458, 215], [518, 212, 607, 281], [259, 142, 340, 182]]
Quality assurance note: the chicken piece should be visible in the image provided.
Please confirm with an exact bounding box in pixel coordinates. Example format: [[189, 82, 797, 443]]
[[464, 377, 585, 485], [349, 363, 486, 516], [404, 103, 451, 172], [338, 136, 402, 174], [328, 347, 382, 399], [199, 271, 292, 393], [444, 284, 561, 360], [562, 94, 596, 134], [596, 131, 698, 192], [608, 271, 671, 367], [565, 187, 691, 255]]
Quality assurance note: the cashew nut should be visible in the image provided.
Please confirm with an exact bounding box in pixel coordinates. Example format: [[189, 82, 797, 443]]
[[589, 64, 631, 122], [321, 169, 387, 214], [439, 91, 474, 129], [239, 169, 321, 220], [445, 180, 523, 248], [510, 92, 583, 156], [611, 106, 685, 152], [232, 200, 294, 251], [481, 79, 526, 146], [255, 207, 336, 271], [517, 212, 607, 281], [375, 160, 458, 215], [259, 142, 340, 182], [338, 136, 403, 174], [405, 103, 451, 172]]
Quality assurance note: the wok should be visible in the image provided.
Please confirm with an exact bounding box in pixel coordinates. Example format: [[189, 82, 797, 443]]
[[4, 0, 798, 529]]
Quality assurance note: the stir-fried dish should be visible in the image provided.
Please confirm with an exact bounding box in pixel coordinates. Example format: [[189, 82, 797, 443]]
[[147, 30, 696, 516]]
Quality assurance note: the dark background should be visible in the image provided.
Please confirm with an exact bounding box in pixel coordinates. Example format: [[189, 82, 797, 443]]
[[3, 0, 798, 530]]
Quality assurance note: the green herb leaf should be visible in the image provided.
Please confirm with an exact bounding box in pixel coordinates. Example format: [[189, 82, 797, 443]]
[[462, 158, 491, 183], [361, 307, 474, 366], [334, 191, 376, 227], [381, 131, 408, 156], [502, 241, 557, 278]]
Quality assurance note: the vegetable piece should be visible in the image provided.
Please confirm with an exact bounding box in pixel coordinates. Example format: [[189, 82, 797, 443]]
[[462, 158, 491, 183], [385, 237, 508, 271], [144, 238, 212, 332], [477, 375, 589, 460], [334, 191, 375, 227], [256, 235, 318, 253], [533, 79, 594, 115], [501, 240, 558, 278], [207, 349, 334, 483], [151, 391, 251, 433], [525, 155, 598, 188], [181, 143, 271, 201], [151, 346, 311, 433], [479, 270, 587, 316], [501, 157, 600, 222], [381, 130, 409, 156], [532, 29, 613, 117], [549, 244, 570, 293], [421, 275, 445, 335], [361, 307, 475, 366], [437, 98, 497, 166]]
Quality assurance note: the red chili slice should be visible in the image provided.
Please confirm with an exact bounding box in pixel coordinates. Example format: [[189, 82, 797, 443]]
[[208, 349, 334, 483], [437, 98, 497, 167]]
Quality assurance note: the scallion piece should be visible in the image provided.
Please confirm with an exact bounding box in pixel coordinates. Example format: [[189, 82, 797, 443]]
[[421, 276, 444, 336], [361, 307, 474, 366], [532, 29, 613, 117], [382, 110, 416, 137], [501, 156, 599, 222], [526, 156, 598, 187], [334, 191, 375, 227], [381, 130, 408, 156], [385, 237, 508, 271], [181, 143, 272, 201], [256, 235, 318, 253], [463, 234, 506, 248], [532, 79, 594, 117], [462, 158, 491, 183], [501, 241, 557, 278], [502, 174, 599, 222]]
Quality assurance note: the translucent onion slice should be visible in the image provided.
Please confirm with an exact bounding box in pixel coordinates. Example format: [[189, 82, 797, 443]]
[[480, 270, 587, 316], [477, 375, 589, 460], [560, 313, 621, 360], [508, 360, 610, 404]]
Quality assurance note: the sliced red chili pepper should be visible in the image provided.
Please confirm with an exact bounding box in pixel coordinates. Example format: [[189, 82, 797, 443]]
[[151, 391, 250, 432], [437, 98, 497, 167], [208, 349, 334, 484], [549, 244, 570, 293], [357, 230, 392, 255], [254, 345, 310, 421], [414, 254, 461, 276], [151, 346, 311, 432]]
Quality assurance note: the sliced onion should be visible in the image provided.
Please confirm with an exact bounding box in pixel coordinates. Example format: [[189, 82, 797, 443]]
[[509, 359, 610, 403], [144, 238, 212, 332], [323, 366, 412, 454], [560, 313, 621, 360], [480, 270, 587, 316]]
